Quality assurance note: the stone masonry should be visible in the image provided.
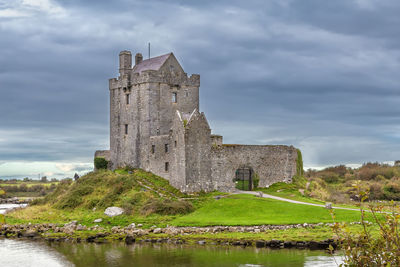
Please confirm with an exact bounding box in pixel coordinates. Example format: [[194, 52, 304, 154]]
[[95, 50, 299, 192]]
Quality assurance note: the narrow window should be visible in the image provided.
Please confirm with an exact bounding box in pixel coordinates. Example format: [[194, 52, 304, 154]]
[[126, 94, 130, 104], [165, 162, 169, 172], [124, 124, 128, 135], [165, 143, 169, 153], [174, 140, 177, 147], [151, 145, 155, 154], [172, 92, 177, 103]]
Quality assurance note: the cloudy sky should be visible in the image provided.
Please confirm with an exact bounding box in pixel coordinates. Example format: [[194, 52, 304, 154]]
[[1, 0, 400, 179]]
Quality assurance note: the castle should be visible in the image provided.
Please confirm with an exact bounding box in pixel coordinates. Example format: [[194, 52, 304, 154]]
[[95, 51, 299, 192]]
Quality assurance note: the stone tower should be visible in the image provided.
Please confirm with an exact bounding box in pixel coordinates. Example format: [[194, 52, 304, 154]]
[[108, 51, 201, 172]]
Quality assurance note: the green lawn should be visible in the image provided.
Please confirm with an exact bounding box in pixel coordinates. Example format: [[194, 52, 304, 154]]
[[172, 194, 368, 226], [257, 182, 325, 205]]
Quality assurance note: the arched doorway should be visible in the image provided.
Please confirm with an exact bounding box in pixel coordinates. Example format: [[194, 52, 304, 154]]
[[234, 166, 254, 191]]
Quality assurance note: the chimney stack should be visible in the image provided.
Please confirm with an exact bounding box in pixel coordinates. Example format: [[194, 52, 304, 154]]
[[119, 50, 132, 75], [135, 53, 143, 65]]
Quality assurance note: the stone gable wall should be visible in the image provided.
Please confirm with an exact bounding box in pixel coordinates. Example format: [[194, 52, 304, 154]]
[[183, 112, 213, 192]]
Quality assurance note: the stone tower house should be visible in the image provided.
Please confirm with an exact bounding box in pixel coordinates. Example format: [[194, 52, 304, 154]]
[[95, 50, 299, 192]]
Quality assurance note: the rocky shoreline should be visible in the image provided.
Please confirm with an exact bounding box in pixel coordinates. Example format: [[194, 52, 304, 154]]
[[0, 222, 338, 250]]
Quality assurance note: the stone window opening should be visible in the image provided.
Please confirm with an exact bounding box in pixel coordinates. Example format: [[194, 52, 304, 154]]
[[124, 124, 128, 135], [165, 144, 169, 153], [151, 145, 155, 154], [174, 140, 177, 147], [172, 92, 177, 103], [126, 94, 130, 105], [165, 162, 169, 172]]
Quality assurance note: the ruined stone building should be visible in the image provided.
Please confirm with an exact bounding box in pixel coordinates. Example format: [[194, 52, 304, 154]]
[[95, 51, 300, 192]]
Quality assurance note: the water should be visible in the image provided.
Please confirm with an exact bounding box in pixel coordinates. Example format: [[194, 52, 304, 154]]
[[0, 239, 343, 267], [0, 203, 28, 214]]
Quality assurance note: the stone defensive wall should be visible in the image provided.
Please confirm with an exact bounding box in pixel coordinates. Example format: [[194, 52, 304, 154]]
[[210, 144, 298, 191]]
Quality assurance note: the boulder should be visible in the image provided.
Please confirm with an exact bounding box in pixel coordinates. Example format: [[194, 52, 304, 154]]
[[104, 207, 124, 217], [93, 218, 103, 223], [153, 228, 162, 234], [255, 240, 265, 248]]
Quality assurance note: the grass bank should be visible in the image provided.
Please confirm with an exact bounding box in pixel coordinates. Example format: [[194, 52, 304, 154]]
[[3, 169, 370, 236]]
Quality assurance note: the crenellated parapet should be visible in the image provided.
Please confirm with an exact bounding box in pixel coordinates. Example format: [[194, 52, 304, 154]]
[[109, 70, 200, 90]]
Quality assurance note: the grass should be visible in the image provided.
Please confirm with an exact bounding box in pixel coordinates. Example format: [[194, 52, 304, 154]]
[[0, 182, 59, 188], [5, 204, 175, 228], [4, 170, 374, 235], [168, 225, 369, 242], [172, 194, 369, 227], [257, 182, 325, 205]]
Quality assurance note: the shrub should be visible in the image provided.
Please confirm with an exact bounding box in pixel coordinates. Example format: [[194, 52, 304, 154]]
[[324, 165, 347, 177], [332, 189, 400, 266], [369, 182, 384, 200], [320, 171, 340, 183], [141, 199, 194, 216], [296, 149, 304, 177], [383, 182, 400, 201], [326, 189, 349, 203], [94, 157, 109, 170]]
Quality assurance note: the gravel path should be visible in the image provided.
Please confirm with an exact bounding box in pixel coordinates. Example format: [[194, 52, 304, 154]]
[[235, 191, 361, 212]]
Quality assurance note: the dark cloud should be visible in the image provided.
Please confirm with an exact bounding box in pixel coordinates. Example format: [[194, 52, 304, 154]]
[[1, 0, 400, 177]]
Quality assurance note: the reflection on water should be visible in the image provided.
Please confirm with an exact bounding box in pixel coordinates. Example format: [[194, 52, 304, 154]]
[[0, 239, 73, 267], [0, 239, 343, 267], [51, 242, 343, 267]]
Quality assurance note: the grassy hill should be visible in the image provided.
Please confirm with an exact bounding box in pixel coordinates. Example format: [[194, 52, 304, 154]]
[[4, 168, 369, 228]]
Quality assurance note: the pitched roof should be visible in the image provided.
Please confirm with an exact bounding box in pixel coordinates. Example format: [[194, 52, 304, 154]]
[[132, 53, 172, 73]]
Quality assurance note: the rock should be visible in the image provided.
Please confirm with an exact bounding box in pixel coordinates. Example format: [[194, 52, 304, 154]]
[[254, 229, 261, 233], [255, 240, 265, 248], [104, 207, 124, 217], [325, 203, 332, 209], [197, 240, 206, 245], [76, 224, 87, 231], [92, 207, 97, 211], [153, 228, 162, 234], [93, 218, 103, 223], [111, 226, 120, 233], [23, 230, 38, 238], [64, 221, 77, 227], [137, 224, 143, 228], [127, 223, 136, 229], [257, 191, 263, 197]]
